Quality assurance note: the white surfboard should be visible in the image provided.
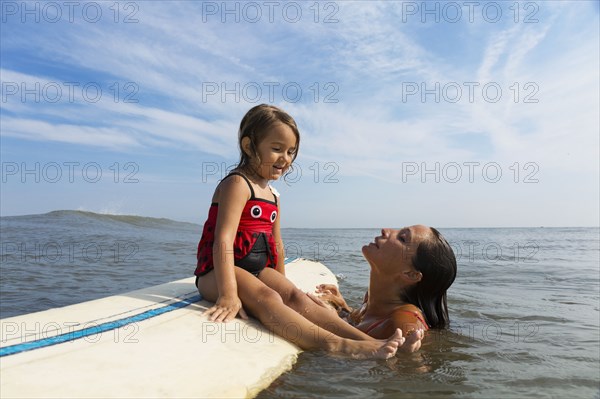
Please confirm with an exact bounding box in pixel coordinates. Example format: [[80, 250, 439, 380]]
[[0, 258, 337, 398]]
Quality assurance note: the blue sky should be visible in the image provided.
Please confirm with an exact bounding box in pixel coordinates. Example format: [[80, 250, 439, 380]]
[[1, 1, 598, 228]]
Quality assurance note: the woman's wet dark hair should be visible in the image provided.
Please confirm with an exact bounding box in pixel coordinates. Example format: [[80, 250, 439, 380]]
[[402, 227, 457, 329]]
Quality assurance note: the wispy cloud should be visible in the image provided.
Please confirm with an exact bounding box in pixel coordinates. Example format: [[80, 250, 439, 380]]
[[1, 0, 598, 224], [2, 117, 140, 149], [2, 2, 597, 167]]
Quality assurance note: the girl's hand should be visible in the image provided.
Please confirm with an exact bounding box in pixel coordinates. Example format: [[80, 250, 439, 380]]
[[205, 295, 248, 322]]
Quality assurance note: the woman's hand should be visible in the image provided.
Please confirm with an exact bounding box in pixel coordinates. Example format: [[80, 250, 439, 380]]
[[205, 295, 248, 322], [315, 284, 352, 314], [316, 283, 341, 297]]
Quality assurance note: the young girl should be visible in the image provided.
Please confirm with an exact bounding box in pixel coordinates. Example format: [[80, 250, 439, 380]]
[[194, 104, 412, 359]]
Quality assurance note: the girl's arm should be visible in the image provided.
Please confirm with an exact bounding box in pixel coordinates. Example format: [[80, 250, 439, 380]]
[[272, 198, 286, 275], [206, 176, 250, 322]]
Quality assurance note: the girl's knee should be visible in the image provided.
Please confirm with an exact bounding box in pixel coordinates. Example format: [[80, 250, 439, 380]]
[[197, 274, 218, 302], [250, 285, 284, 306], [284, 287, 308, 308]]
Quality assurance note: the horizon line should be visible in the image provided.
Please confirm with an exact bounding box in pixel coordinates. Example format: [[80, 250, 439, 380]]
[[1, 210, 598, 230]]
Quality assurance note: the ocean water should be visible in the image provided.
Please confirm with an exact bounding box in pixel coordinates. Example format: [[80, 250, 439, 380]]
[[1, 211, 599, 398]]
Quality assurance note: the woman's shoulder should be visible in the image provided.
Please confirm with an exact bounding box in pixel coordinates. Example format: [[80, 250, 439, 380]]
[[390, 304, 429, 332]]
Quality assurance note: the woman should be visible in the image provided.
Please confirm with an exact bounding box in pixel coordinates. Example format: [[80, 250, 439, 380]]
[[313, 225, 457, 348]]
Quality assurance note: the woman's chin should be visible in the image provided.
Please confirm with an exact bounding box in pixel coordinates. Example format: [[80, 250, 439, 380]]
[[361, 244, 372, 257]]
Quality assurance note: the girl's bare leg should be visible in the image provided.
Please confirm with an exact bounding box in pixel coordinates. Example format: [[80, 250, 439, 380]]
[[197, 269, 404, 359], [257, 268, 377, 341], [259, 269, 424, 352]]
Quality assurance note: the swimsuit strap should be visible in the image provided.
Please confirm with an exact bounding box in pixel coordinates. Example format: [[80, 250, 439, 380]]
[[223, 172, 278, 205], [224, 172, 255, 199], [363, 318, 388, 334], [397, 310, 429, 330], [269, 185, 279, 206], [363, 309, 429, 334], [221, 172, 279, 205]]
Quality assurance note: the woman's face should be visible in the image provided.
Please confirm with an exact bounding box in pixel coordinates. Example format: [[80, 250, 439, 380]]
[[362, 225, 433, 274]]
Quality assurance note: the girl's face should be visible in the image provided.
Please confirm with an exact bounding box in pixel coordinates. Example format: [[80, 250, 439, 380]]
[[249, 122, 297, 181], [362, 225, 432, 276]]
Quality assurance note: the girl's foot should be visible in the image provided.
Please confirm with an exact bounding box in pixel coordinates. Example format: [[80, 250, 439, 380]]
[[334, 328, 405, 359], [398, 329, 424, 353]]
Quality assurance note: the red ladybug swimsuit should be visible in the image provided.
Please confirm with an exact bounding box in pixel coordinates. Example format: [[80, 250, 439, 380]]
[[194, 172, 279, 279]]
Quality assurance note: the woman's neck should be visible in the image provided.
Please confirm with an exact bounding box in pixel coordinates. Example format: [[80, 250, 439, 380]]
[[365, 269, 407, 317]]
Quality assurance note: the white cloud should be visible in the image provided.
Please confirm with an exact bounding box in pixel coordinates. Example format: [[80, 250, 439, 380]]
[[1, 0, 597, 226], [2, 117, 140, 149]]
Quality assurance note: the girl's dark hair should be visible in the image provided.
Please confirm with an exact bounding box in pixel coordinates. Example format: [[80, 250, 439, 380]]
[[402, 228, 457, 329], [237, 104, 300, 179]]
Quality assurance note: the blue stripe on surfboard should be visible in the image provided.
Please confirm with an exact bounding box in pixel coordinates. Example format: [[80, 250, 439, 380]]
[[0, 295, 202, 358], [1, 258, 300, 358]]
